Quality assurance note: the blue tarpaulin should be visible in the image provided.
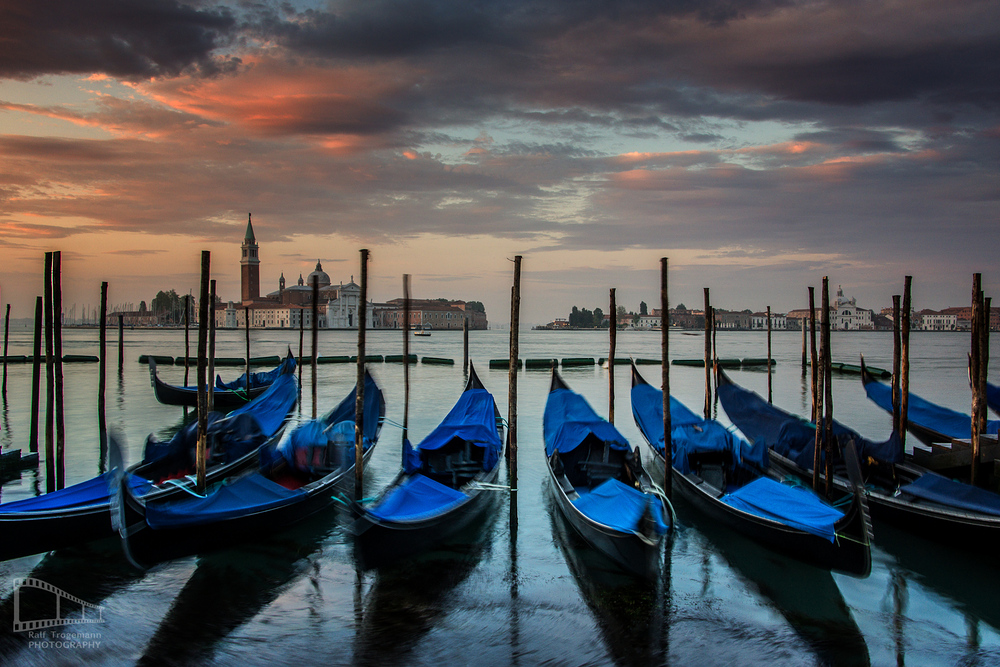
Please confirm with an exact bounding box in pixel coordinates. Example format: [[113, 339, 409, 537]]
[[544, 388, 630, 457], [227, 370, 299, 437], [989, 382, 1000, 416], [414, 387, 502, 472], [0, 473, 151, 513], [572, 478, 668, 535], [145, 474, 306, 529], [865, 375, 999, 441], [631, 381, 768, 473], [720, 477, 844, 542], [216, 355, 296, 391], [719, 376, 902, 466], [366, 473, 468, 522], [899, 472, 1000, 517]]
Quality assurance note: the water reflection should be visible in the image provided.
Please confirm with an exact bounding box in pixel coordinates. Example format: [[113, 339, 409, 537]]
[[352, 502, 498, 666], [548, 486, 667, 667], [681, 498, 870, 667], [0, 542, 143, 661], [137, 510, 339, 666]]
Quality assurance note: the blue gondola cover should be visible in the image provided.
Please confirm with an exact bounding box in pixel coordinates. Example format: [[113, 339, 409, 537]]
[[865, 375, 999, 440], [227, 371, 298, 437], [988, 381, 1000, 416], [631, 382, 767, 473], [217, 355, 296, 391], [0, 473, 152, 512], [572, 478, 668, 535], [720, 477, 844, 542], [366, 474, 468, 522], [720, 378, 903, 465], [899, 472, 1000, 517], [413, 387, 502, 471], [544, 388, 630, 456], [145, 474, 306, 529]]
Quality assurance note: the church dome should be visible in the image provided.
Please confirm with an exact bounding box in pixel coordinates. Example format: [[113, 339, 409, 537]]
[[306, 260, 331, 288]]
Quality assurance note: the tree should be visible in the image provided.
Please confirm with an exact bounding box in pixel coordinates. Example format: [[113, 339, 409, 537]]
[[676, 303, 686, 311], [639, 301, 648, 316], [594, 307, 605, 327], [139, 301, 147, 314], [616, 305, 627, 324], [466, 301, 485, 312]]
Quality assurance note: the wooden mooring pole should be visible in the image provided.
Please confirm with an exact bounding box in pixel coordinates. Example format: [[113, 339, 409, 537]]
[[660, 258, 672, 499], [184, 294, 190, 386], [244, 306, 251, 390], [822, 277, 833, 497], [195, 251, 210, 494], [44, 252, 55, 492], [703, 288, 711, 420], [311, 275, 319, 419], [117, 312, 124, 374], [53, 251, 65, 489], [800, 313, 807, 376], [29, 296, 42, 454], [508, 255, 522, 531], [208, 280, 216, 412], [2, 302, 9, 395], [609, 288, 617, 424], [970, 274, 985, 486], [402, 275, 411, 469], [808, 287, 819, 424], [298, 303, 304, 392], [900, 277, 912, 453], [463, 313, 469, 375], [355, 249, 369, 499], [99, 282, 108, 469], [892, 294, 901, 431], [767, 306, 773, 404]]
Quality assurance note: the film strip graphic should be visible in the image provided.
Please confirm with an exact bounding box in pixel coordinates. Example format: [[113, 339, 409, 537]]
[[12, 578, 105, 632]]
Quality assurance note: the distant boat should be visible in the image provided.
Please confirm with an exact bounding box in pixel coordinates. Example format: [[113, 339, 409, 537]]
[[149, 349, 295, 409], [413, 330, 431, 337]]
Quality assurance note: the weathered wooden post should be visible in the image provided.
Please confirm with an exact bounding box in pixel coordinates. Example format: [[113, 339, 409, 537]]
[[402, 275, 411, 469], [609, 288, 617, 423], [184, 294, 190, 386], [195, 251, 210, 494], [117, 312, 124, 374], [900, 276, 912, 453], [99, 282, 108, 469], [244, 306, 251, 390], [970, 275, 984, 486], [29, 296, 42, 454], [703, 288, 711, 420], [767, 306, 773, 404], [812, 287, 823, 492], [463, 313, 469, 374], [892, 294, 901, 432], [44, 252, 55, 492], [801, 313, 807, 376], [355, 249, 369, 499], [508, 255, 522, 531], [312, 274, 319, 419], [822, 277, 834, 497], [2, 302, 10, 395], [298, 304, 304, 391], [660, 258, 672, 499], [53, 251, 65, 489], [809, 287, 819, 424], [208, 279, 216, 412]]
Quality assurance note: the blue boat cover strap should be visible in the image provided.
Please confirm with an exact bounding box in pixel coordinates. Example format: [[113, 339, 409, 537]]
[[865, 375, 999, 441], [898, 473, 1000, 517], [571, 478, 668, 535], [719, 378, 903, 465], [720, 477, 844, 543], [416, 387, 502, 472], [544, 388, 630, 457], [145, 473, 306, 529], [0, 472, 152, 513], [366, 474, 468, 522], [631, 382, 767, 473]]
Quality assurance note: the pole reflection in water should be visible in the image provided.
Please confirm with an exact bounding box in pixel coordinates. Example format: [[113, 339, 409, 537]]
[[547, 485, 666, 667], [890, 569, 907, 667], [352, 500, 498, 667], [681, 497, 870, 667], [509, 497, 520, 667], [137, 510, 338, 666]]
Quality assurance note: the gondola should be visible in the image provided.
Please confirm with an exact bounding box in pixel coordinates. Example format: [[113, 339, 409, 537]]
[[543, 369, 670, 580], [861, 360, 999, 445], [119, 369, 385, 565], [630, 363, 871, 576], [352, 362, 503, 569], [149, 349, 295, 409], [717, 366, 1000, 547], [0, 363, 298, 562]]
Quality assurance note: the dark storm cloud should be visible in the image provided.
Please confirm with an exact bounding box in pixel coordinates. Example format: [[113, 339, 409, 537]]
[[0, 0, 238, 79]]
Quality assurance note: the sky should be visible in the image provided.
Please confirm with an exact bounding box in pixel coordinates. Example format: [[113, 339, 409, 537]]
[[1, 0, 998, 325]]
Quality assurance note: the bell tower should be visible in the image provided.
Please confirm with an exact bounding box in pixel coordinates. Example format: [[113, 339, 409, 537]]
[[241, 213, 260, 303]]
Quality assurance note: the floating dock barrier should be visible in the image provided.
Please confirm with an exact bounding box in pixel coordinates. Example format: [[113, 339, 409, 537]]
[[139, 355, 175, 365], [560, 357, 594, 367], [62, 355, 99, 363], [349, 355, 384, 363], [317, 356, 351, 364], [0, 355, 27, 363], [597, 357, 631, 366], [489, 359, 523, 369], [422, 357, 455, 365], [525, 358, 557, 369], [384, 354, 418, 363]]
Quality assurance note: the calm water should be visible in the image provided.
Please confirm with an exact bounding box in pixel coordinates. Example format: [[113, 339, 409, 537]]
[[0, 327, 998, 666]]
